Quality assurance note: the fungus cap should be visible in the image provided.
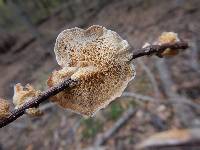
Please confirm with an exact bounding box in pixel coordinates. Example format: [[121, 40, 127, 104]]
[[54, 25, 132, 68], [157, 32, 180, 44], [48, 25, 135, 116]]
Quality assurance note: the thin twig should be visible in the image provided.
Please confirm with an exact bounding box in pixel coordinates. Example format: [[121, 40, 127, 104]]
[[0, 78, 78, 128], [130, 41, 188, 61], [190, 40, 200, 74], [137, 59, 160, 98], [155, 59, 176, 99], [155, 59, 197, 126], [95, 107, 137, 146], [122, 92, 156, 102], [0, 41, 189, 128], [122, 92, 200, 110]]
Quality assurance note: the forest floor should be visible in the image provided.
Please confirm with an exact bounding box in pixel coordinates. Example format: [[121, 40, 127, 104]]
[[0, 0, 200, 150]]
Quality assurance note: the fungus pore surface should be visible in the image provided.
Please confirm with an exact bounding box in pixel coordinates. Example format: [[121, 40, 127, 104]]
[[48, 25, 135, 116]]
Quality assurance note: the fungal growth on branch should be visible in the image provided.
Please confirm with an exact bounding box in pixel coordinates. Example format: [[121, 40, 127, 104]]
[[48, 25, 135, 116], [0, 25, 189, 128], [13, 83, 43, 117], [0, 99, 10, 118], [155, 32, 181, 57]]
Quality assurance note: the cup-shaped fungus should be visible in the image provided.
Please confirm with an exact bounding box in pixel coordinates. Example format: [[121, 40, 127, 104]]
[[48, 25, 135, 116]]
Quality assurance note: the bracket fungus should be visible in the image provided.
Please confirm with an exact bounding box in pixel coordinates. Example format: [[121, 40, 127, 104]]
[[48, 25, 135, 116], [156, 32, 180, 57], [13, 83, 43, 117], [0, 99, 10, 118]]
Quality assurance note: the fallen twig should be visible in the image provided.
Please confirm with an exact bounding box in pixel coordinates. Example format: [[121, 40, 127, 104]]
[[136, 128, 200, 149], [122, 92, 200, 110], [95, 107, 137, 146], [122, 92, 156, 102], [137, 59, 160, 98], [155, 59, 198, 126]]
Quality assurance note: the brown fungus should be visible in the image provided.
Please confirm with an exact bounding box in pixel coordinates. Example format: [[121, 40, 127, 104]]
[[156, 32, 181, 57], [13, 83, 43, 117], [48, 25, 135, 116], [0, 99, 10, 118]]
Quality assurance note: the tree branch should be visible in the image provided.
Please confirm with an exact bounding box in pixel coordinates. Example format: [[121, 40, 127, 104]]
[[130, 41, 188, 61], [0, 78, 78, 128], [0, 41, 188, 128]]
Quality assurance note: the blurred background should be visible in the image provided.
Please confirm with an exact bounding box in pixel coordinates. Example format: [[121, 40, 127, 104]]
[[0, 0, 200, 149]]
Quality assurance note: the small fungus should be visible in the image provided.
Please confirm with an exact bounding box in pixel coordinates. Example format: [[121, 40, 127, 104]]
[[13, 83, 43, 117], [0, 99, 10, 118], [156, 32, 180, 57]]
